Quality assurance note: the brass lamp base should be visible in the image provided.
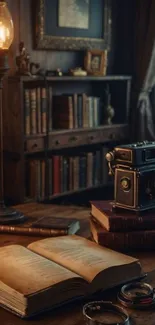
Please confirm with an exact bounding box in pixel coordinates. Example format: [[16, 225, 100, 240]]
[[0, 206, 25, 224]]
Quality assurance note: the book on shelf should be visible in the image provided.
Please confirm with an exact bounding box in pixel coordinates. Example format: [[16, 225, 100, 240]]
[[90, 200, 155, 232], [90, 216, 155, 252], [0, 235, 142, 318], [0, 216, 80, 237], [52, 93, 101, 129]]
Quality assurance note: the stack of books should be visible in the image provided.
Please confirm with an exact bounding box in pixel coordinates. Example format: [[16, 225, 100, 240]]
[[90, 200, 155, 252]]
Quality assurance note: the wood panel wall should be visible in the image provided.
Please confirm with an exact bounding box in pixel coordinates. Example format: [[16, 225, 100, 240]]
[[6, 0, 135, 75]]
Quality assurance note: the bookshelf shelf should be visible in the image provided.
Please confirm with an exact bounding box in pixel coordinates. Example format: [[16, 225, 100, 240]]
[[4, 75, 131, 205], [24, 134, 46, 140], [10, 75, 132, 82], [44, 184, 108, 201], [45, 75, 132, 82], [48, 124, 128, 151]]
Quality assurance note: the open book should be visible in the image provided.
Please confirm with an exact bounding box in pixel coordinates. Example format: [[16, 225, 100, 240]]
[[0, 235, 142, 318]]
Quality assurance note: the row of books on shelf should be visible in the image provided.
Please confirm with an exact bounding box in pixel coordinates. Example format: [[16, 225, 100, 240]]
[[24, 87, 102, 136], [53, 93, 101, 130], [26, 148, 111, 200]]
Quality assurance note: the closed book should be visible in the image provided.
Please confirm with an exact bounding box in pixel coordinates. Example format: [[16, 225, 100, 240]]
[[24, 88, 30, 135], [0, 235, 142, 318], [90, 200, 155, 231], [53, 95, 73, 129], [30, 88, 37, 135], [90, 216, 155, 252], [0, 216, 80, 237]]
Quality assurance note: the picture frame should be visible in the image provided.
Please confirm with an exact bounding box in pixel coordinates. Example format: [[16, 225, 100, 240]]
[[34, 0, 112, 51], [84, 49, 108, 76]]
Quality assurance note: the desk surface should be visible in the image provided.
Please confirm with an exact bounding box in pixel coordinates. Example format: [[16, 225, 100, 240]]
[[0, 202, 155, 325]]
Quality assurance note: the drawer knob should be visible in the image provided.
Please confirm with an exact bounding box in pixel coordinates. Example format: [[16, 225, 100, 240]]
[[69, 136, 77, 142], [90, 135, 94, 141], [109, 133, 116, 140], [55, 140, 60, 145], [32, 143, 38, 149]]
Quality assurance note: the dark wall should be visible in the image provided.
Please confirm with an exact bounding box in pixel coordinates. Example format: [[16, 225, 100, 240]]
[[7, 0, 135, 76]]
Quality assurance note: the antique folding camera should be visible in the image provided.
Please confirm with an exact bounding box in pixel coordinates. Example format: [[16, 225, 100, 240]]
[[106, 141, 155, 213]]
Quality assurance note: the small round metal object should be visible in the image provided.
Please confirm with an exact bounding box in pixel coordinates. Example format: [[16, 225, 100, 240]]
[[105, 151, 115, 162], [83, 301, 130, 325], [120, 177, 131, 191], [118, 282, 155, 309], [0, 207, 26, 224]]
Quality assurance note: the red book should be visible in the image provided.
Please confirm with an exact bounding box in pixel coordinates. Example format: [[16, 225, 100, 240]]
[[53, 156, 61, 194], [90, 200, 155, 232], [90, 217, 155, 252]]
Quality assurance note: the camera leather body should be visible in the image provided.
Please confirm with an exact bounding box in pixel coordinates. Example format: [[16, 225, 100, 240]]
[[106, 141, 155, 212]]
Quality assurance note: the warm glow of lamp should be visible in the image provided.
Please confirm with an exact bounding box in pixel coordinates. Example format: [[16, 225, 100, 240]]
[[0, 0, 14, 50], [0, 1, 24, 224]]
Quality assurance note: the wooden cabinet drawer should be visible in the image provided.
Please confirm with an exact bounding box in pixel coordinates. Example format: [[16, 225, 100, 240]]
[[49, 132, 86, 149], [25, 138, 45, 153], [100, 125, 128, 142], [86, 130, 101, 144]]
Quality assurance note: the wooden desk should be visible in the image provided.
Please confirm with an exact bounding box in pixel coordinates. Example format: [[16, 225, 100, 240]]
[[0, 202, 155, 325]]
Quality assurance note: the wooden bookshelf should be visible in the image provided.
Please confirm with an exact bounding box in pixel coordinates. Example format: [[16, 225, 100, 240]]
[[3, 75, 131, 205]]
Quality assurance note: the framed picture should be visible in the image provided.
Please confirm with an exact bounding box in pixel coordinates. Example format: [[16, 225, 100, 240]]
[[84, 49, 107, 76], [34, 0, 111, 51]]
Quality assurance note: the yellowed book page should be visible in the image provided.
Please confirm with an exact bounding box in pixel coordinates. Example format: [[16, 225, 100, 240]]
[[0, 245, 81, 296], [28, 235, 139, 283]]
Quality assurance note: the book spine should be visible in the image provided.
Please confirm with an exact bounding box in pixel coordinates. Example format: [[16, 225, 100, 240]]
[[79, 155, 87, 188], [24, 89, 30, 135], [73, 93, 78, 128], [108, 216, 155, 232], [48, 158, 53, 197], [68, 95, 74, 129], [30, 88, 37, 135], [82, 93, 87, 128], [87, 152, 93, 187], [41, 159, 46, 199], [48, 86, 53, 132], [36, 87, 41, 134], [53, 156, 61, 194], [77, 94, 83, 128], [0, 225, 68, 237], [88, 97, 94, 127], [62, 156, 69, 192], [41, 87, 47, 133], [69, 156, 73, 191], [73, 156, 79, 190], [93, 228, 155, 252]]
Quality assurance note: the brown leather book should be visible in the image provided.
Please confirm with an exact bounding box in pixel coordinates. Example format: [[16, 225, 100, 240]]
[[53, 155, 61, 194], [52, 95, 73, 129], [90, 200, 155, 232], [90, 216, 155, 252], [0, 216, 80, 237]]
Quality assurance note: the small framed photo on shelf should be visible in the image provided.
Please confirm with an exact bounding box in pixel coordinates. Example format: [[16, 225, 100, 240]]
[[84, 50, 107, 76]]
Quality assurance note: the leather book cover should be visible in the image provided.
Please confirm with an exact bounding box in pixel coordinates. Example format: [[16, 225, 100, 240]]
[[30, 88, 37, 135], [41, 87, 47, 133], [53, 155, 61, 194], [0, 216, 80, 237], [90, 216, 155, 252], [90, 200, 155, 232], [32, 216, 79, 230]]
